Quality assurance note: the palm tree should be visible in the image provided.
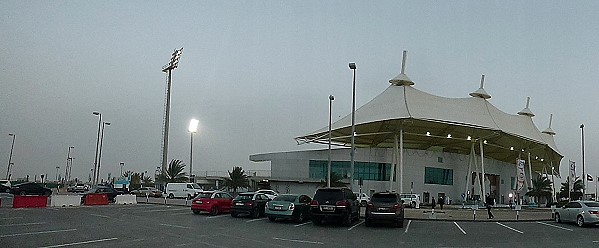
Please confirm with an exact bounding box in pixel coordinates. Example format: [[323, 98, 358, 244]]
[[142, 175, 153, 186], [223, 166, 249, 194], [525, 176, 553, 207], [157, 159, 188, 184], [559, 177, 583, 200], [122, 170, 134, 178], [130, 172, 142, 190], [319, 172, 347, 187]]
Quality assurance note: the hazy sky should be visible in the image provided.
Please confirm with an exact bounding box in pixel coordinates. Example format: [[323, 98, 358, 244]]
[[1, 1, 598, 183]]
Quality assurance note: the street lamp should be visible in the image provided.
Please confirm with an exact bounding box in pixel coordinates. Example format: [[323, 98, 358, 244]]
[[188, 119, 199, 183], [349, 62, 357, 191], [161, 48, 184, 173], [327, 95, 335, 187], [96, 121, 110, 185], [580, 123, 585, 199], [92, 112, 102, 185], [56, 166, 60, 181], [65, 146, 74, 182], [120, 162, 124, 176], [6, 133, 16, 180]]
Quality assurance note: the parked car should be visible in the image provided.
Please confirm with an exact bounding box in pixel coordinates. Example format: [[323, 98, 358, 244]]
[[0, 184, 11, 193], [310, 187, 360, 226], [82, 186, 121, 203], [400, 193, 421, 208], [265, 194, 312, 223], [230, 192, 270, 218], [0, 179, 11, 188], [354, 192, 370, 206], [131, 187, 163, 198], [554, 200, 599, 227], [256, 189, 279, 200], [365, 192, 405, 227], [165, 183, 203, 199], [67, 183, 89, 193], [191, 191, 233, 215], [10, 182, 52, 196]]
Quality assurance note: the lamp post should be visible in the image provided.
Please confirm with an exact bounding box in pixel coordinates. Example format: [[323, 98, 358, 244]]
[[188, 119, 199, 183], [580, 123, 585, 199], [96, 121, 110, 185], [92, 112, 102, 185], [120, 162, 124, 176], [327, 95, 335, 187], [6, 133, 16, 180], [56, 166, 60, 181], [349, 62, 357, 191], [161, 48, 183, 173]]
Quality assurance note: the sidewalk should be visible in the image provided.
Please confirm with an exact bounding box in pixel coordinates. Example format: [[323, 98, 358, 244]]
[[404, 206, 553, 222]]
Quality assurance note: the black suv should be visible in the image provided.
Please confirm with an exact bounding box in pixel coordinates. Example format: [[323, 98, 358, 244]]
[[10, 182, 52, 196], [365, 192, 404, 227], [310, 187, 360, 226]]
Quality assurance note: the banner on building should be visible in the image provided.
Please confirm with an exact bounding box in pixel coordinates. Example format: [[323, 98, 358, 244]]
[[569, 160, 576, 192], [516, 159, 526, 191]]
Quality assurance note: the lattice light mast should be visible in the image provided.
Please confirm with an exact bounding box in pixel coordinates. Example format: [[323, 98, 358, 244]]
[[160, 48, 183, 172]]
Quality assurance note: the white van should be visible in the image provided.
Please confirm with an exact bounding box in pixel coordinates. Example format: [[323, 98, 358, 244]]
[[400, 193, 421, 209], [165, 183, 203, 199]]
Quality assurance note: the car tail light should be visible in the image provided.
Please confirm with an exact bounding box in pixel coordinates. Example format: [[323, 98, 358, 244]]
[[310, 200, 319, 206], [589, 210, 599, 215], [336, 200, 350, 207], [245, 202, 253, 206], [366, 203, 374, 209], [392, 203, 401, 209], [289, 203, 295, 211]]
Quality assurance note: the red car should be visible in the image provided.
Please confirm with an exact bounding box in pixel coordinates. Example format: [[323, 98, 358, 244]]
[[191, 191, 233, 215]]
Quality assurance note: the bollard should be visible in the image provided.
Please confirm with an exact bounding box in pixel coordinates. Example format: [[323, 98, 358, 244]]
[[164, 195, 167, 205], [473, 209, 476, 220], [146, 193, 149, 203], [516, 210, 519, 220], [185, 198, 188, 206]]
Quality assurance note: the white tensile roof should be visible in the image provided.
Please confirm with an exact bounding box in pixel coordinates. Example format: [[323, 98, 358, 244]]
[[295, 82, 562, 174]]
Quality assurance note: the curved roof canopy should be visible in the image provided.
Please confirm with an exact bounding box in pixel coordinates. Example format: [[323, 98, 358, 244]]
[[295, 77, 562, 175]]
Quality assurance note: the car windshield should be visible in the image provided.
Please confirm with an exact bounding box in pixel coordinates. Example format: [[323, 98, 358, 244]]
[[196, 192, 213, 198], [583, 202, 599, 207], [372, 193, 398, 203], [273, 195, 297, 202], [191, 183, 202, 189], [314, 189, 343, 202], [234, 194, 253, 200]]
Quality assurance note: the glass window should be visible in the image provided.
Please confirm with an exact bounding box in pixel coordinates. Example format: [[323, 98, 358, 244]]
[[424, 167, 453, 185], [583, 202, 599, 207], [309, 160, 391, 181]]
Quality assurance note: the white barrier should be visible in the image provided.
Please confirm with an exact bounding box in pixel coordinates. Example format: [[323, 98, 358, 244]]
[[50, 195, 81, 207], [115, 194, 137, 205]]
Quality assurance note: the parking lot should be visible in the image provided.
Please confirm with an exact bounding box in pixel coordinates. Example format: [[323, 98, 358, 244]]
[[1, 203, 598, 248]]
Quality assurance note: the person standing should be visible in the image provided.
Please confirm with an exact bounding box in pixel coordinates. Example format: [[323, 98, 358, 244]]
[[485, 193, 495, 219], [438, 196, 444, 210], [431, 196, 436, 209]]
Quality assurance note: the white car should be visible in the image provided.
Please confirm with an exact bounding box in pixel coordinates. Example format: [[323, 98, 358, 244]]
[[554, 200, 599, 227], [400, 193, 421, 208], [354, 192, 370, 205], [255, 189, 278, 200], [165, 183, 203, 199]]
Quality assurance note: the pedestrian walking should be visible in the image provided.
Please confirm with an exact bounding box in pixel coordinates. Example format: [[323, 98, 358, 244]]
[[485, 193, 495, 219], [431, 196, 436, 209], [438, 196, 444, 210]]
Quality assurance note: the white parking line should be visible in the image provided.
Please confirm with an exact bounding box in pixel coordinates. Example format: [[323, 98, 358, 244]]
[[273, 237, 324, 245], [294, 222, 312, 227], [347, 220, 364, 230], [453, 221, 467, 235], [0, 217, 23, 220], [207, 215, 227, 219], [38, 237, 118, 248], [496, 222, 524, 234], [143, 208, 188, 213], [404, 220, 412, 233], [536, 221, 573, 231], [246, 218, 265, 223], [90, 214, 111, 218], [0, 228, 77, 238], [0, 222, 45, 227], [160, 223, 191, 229]]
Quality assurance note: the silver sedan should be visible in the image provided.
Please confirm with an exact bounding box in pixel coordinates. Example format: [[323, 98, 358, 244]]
[[554, 200, 599, 227]]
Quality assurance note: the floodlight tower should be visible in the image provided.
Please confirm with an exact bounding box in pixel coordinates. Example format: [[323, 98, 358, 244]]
[[160, 48, 183, 172]]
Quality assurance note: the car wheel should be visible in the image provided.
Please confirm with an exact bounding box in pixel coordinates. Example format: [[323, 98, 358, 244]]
[[577, 215, 585, 227], [554, 213, 561, 223], [312, 217, 322, 226], [168, 193, 174, 199], [19, 191, 26, 196], [231, 211, 238, 218], [210, 206, 219, 216], [251, 208, 260, 219], [192, 210, 201, 215], [342, 213, 352, 227], [295, 212, 305, 223], [268, 216, 276, 222]]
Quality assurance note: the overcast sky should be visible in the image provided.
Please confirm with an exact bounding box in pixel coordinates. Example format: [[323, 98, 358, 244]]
[[1, 1, 598, 183]]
